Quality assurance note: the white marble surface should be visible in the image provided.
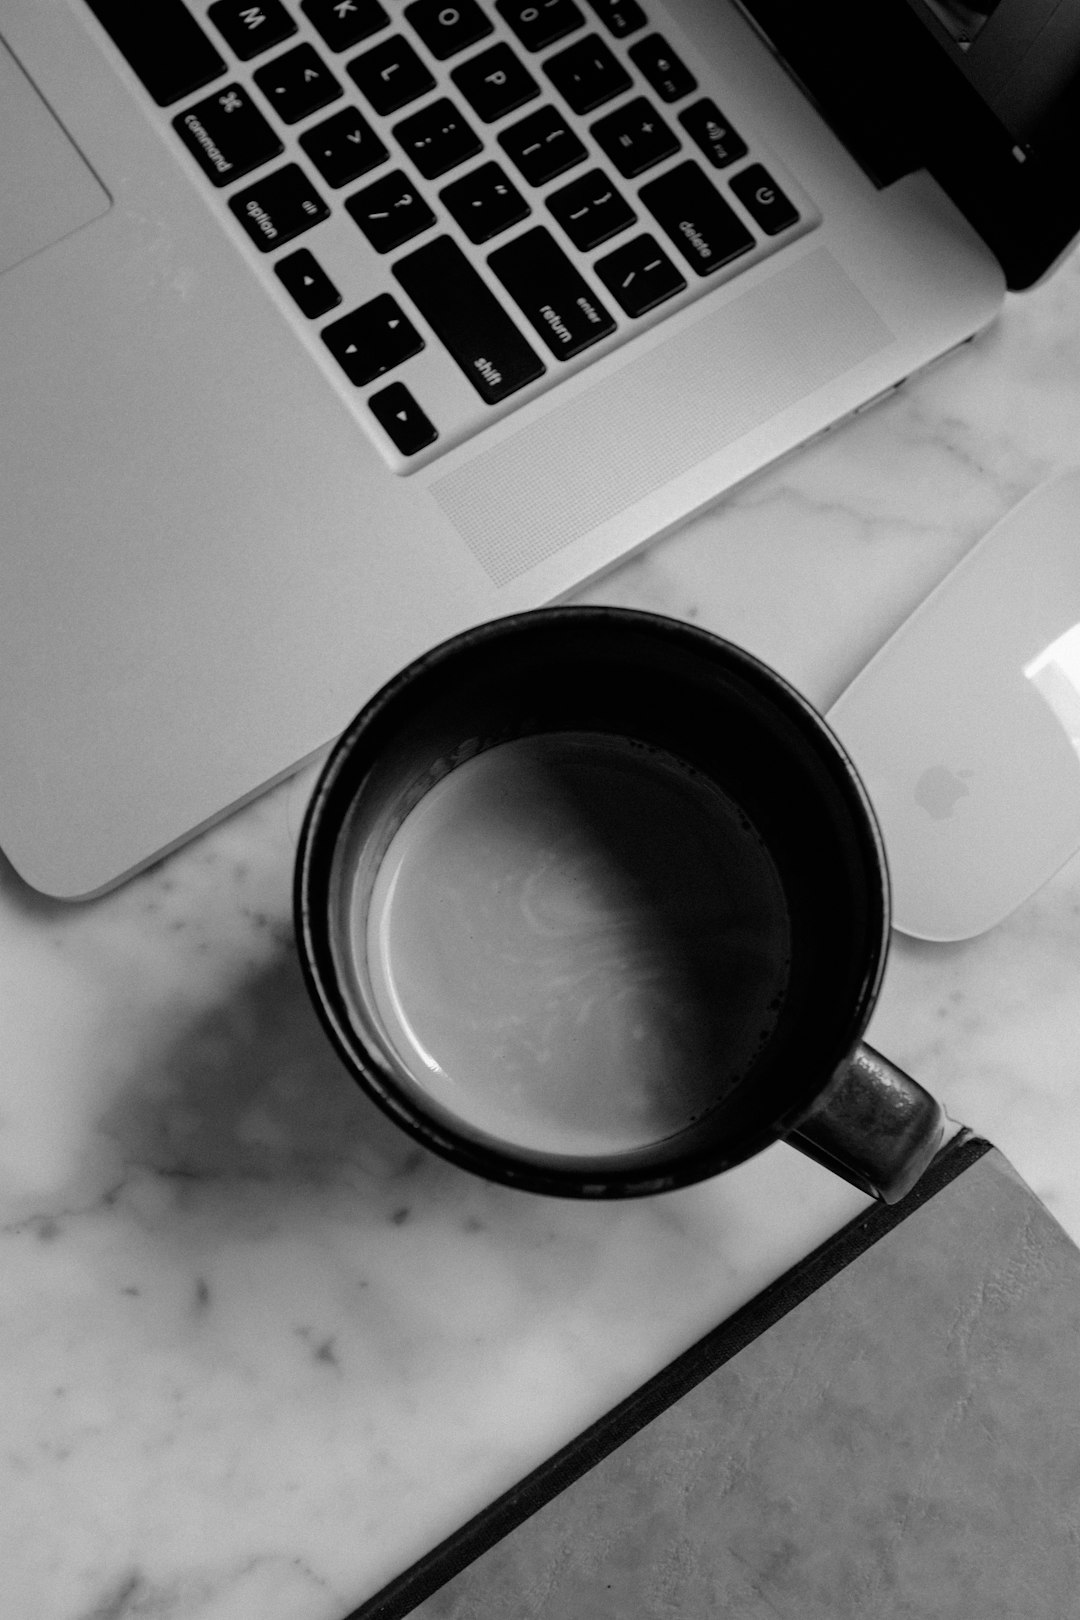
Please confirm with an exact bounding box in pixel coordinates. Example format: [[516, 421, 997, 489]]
[[4, 247, 1080, 1619]]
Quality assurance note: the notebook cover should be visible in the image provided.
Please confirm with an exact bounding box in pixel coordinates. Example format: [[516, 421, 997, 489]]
[[352, 1132, 995, 1618]]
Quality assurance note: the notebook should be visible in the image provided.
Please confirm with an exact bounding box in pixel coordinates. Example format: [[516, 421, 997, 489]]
[[1, 0, 1077, 897]]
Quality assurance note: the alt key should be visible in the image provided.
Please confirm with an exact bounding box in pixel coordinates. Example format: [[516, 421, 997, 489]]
[[369, 381, 438, 454]]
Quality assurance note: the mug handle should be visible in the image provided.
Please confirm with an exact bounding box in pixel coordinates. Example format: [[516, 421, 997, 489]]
[[786, 1042, 947, 1205]]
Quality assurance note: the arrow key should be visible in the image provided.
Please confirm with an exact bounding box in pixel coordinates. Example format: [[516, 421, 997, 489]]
[[368, 381, 438, 454], [321, 294, 424, 385], [274, 247, 342, 317]]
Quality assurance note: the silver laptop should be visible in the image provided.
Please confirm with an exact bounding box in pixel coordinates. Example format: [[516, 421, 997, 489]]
[[1, 0, 1075, 896]]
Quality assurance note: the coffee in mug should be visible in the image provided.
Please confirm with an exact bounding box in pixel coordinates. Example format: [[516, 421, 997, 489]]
[[296, 608, 945, 1201], [362, 729, 791, 1157]]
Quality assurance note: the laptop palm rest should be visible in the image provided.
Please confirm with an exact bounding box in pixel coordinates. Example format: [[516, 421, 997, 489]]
[[0, 38, 110, 277]]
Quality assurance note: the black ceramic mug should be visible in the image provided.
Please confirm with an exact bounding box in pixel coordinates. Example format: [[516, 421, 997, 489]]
[[294, 608, 945, 1202]]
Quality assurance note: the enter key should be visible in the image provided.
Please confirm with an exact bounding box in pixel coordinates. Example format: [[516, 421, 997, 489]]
[[489, 226, 616, 359]]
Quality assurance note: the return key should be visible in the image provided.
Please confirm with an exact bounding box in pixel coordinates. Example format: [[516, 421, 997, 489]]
[[489, 227, 616, 359]]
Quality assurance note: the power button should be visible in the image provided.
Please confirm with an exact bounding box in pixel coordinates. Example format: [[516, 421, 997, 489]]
[[729, 163, 800, 235]]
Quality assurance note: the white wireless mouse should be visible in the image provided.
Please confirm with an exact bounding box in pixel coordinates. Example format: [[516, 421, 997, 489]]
[[826, 472, 1080, 941]]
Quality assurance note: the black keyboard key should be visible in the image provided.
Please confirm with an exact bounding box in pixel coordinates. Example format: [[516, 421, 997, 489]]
[[369, 381, 438, 454], [729, 164, 800, 234], [496, 0, 585, 52], [172, 83, 283, 186], [591, 96, 678, 178], [348, 36, 436, 115], [595, 232, 684, 315], [678, 98, 747, 169], [547, 168, 634, 250], [405, 0, 493, 59], [392, 98, 482, 179], [228, 163, 330, 249], [582, 0, 645, 38], [393, 236, 545, 402], [639, 160, 754, 275], [322, 294, 424, 384], [543, 35, 631, 115], [253, 43, 342, 123], [628, 35, 695, 102], [498, 105, 586, 185], [299, 106, 388, 186], [346, 170, 436, 251], [84, 0, 226, 106], [274, 247, 342, 315], [451, 43, 539, 123], [302, 0, 389, 50], [440, 162, 529, 243], [489, 225, 615, 358], [207, 0, 296, 59]]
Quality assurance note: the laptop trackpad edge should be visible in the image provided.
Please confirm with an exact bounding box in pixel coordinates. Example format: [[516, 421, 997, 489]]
[[0, 35, 111, 277]]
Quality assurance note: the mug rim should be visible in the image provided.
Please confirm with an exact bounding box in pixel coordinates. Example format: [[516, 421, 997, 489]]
[[294, 606, 892, 1197]]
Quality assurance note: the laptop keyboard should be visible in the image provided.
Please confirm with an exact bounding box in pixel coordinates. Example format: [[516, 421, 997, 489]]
[[84, 0, 814, 469]]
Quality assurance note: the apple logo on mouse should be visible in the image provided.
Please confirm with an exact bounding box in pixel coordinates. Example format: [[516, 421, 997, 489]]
[[914, 764, 973, 820]]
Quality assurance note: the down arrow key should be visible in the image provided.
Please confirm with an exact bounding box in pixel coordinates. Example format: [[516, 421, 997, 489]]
[[368, 381, 438, 456]]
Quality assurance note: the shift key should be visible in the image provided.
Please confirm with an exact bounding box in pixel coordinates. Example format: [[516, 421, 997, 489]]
[[393, 237, 544, 404]]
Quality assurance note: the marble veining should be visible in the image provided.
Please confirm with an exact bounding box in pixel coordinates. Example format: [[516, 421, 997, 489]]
[[0, 809, 875, 1620], [3, 251, 1080, 1617]]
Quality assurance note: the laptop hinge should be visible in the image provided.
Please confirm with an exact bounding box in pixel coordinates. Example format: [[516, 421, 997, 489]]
[[733, 0, 923, 190]]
